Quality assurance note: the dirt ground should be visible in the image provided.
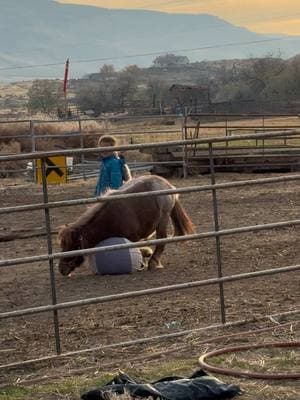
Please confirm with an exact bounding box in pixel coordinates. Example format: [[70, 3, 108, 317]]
[[0, 172, 299, 394]]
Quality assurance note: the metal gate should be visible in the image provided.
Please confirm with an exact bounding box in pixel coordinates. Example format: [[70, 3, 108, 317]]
[[0, 129, 299, 370]]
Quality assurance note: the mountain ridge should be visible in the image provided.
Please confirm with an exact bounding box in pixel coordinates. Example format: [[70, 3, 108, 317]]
[[0, 0, 299, 82]]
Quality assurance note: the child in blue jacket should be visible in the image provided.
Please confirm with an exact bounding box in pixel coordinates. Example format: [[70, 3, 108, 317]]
[[94, 135, 131, 196]]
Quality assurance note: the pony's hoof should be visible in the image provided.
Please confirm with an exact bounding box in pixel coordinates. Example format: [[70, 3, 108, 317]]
[[140, 247, 153, 258], [148, 259, 164, 270]]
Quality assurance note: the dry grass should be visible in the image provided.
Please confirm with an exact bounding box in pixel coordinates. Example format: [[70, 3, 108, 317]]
[[0, 140, 24, 177], [212, 348, 299, 374], [1, 350, 299, 400], [187, 115, 300, 145], [0, 82, 31, 120], [0, 120, 102, 153], [209, 347, 300, 382], [1, 320, 299, 399], [0, 82, 31, 98]]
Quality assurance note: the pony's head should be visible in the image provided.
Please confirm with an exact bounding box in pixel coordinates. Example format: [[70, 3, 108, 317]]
[[57, 224, 84, 276]]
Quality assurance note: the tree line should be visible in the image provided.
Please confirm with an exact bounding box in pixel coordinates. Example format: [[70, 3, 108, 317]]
[[27, 53, 300, 116]]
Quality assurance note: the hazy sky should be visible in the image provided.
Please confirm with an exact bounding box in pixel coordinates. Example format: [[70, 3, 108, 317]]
[[58, 0, 300, 35]]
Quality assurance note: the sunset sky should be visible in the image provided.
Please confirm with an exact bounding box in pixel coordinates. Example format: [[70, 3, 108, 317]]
[[58, 0, 300, 35]]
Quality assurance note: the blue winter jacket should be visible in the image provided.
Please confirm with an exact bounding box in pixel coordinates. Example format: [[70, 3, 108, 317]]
[[94, 154, 125, 196]]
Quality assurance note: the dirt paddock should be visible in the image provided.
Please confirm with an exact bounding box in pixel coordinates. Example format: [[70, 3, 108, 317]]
[[0, 172, 299, 391]]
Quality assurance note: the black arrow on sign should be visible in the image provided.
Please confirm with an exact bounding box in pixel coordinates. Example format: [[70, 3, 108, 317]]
[[45, 158, 64, 178]]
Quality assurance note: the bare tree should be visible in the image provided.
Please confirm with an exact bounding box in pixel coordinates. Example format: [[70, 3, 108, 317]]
[[243, 55, 285, 98], [116, 65, 142, 110], [99, 64, 117, 81], [27, 80, 64, 116], [146, 79, 169, 109]]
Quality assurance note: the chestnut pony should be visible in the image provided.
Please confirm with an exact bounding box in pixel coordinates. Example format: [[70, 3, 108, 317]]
[[58, 175, 194, 276]]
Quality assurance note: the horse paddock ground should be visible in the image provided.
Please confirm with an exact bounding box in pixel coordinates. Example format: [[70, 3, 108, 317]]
[[0, 173, 299, 398]]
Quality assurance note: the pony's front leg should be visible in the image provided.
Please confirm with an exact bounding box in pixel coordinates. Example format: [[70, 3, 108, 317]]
[[148, 217, 168, 270], [148, 247, 165, 270]]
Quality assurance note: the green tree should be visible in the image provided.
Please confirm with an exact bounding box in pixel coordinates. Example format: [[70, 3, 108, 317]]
[[27, 80, 64, 116]]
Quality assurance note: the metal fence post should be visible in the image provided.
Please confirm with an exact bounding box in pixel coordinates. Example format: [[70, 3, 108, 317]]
[[78, 117, 86, 181], [104, 117, 109, 133], [182, 108, 188, 178], [30, 120, 37, 182], [262, 114, 265, 154], [208, 143, 226, 324], [0, 129, 300, 369], [41, 159, 62, 354]]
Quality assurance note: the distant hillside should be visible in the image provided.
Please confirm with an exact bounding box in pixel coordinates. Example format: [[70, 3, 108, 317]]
[[1, 0, 300, 81]]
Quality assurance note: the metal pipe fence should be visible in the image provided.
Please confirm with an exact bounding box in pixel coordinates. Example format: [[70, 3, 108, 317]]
[[1, 174, 299, 215], [1, 263, 299, 320], [1, 113, 300, 179], [0, 129, 182, 140], [0, 114, 183, 178], [1, 129, 300, 162], [0, 128, 299, 369], [3, 309, 299, 371], [1, 113, 299, 126], [1, 219, 299, 269]]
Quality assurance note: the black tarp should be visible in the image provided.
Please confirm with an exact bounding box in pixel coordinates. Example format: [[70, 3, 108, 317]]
[[81, 369, 241, 400]]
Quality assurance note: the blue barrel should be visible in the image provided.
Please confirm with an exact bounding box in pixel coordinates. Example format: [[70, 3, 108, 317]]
[[90, 237, 143, 275]]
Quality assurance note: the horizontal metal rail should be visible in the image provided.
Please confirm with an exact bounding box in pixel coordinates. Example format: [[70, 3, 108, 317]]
[[0, 169, 28, 174], [185, 125, 300, 129], [228, 127, 295, 131], [1, 117, 299, 371], [18, 115, 181, 124], [1, 129, 299, 141], [189, 150, 300, 156], [78, 114, 181, 122], [0, 119, 31, 124], [0, 322, 226, 370], [0, 129, 181, 140], [2, 311, 300, 371], [4, 311, 298, 371], [0, 219, 299, 268], [189, 113, 300, 117], [0, 174, 299, 215], [189, 163, 300, 168], [1, 263, 299, 320], [0, 134, 33, 140], [93, 129, 181, 136], [0, 114, 298, 126], [1, 130, 300, 162]]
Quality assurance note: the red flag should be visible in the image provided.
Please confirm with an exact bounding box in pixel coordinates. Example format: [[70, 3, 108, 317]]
[[63, 58, 69, 94]]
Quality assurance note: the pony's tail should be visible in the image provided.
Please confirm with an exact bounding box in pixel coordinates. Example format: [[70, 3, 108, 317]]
[[171, 199, 195, 236]]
